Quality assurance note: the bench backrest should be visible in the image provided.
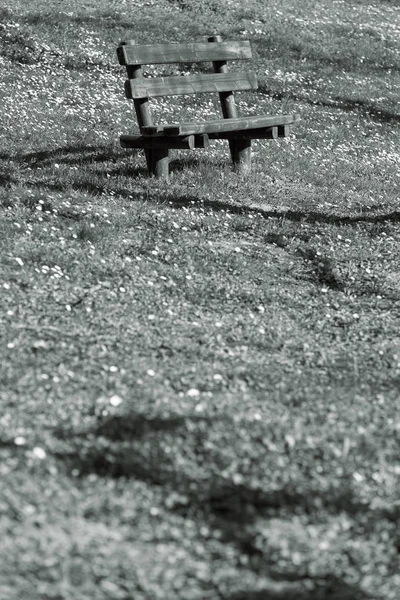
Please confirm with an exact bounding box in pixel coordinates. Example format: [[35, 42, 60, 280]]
[[117, 36, 257, 130]]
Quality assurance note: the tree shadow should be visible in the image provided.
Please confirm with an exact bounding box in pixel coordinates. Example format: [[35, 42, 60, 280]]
[[55, 411, 370, 517], [0, 172, 13, 187], [53, 410, 377, 598], [224, 579, 370, 599], [3, 143, 399, 227], [254, 34, 399, 78], [258, 85, 399, 124], [0, 6, 151, 32], [160, 191, 400, 226]]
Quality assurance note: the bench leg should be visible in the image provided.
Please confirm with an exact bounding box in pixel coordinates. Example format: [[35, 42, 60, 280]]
[[144, 149, 153, 174], [147, 149, 169, 179], [230, 139, 252, 174]]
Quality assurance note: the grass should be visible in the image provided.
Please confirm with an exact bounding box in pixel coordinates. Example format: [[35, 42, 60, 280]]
[[0, 0, 400, 598]]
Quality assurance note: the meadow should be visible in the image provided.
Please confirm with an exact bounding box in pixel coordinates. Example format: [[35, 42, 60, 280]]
[[0, 0, 399, 598]]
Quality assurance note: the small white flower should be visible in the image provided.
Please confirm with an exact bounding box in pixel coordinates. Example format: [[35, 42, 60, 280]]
[[187, 388, 200, 397], [109, 395, 123, 407], [32, 447, 47, 460], [14, 436, 26, 446]]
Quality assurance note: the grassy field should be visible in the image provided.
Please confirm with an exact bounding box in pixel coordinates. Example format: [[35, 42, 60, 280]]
[[1, 0, 400, 598]]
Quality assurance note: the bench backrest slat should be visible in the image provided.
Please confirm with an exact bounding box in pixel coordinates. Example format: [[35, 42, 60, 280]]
[[125, 71, 258, 99], [118, 41, 252, 66]]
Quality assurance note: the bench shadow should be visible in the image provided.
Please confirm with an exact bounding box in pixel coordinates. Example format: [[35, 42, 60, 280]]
[[52, 410, 382, 599], [0, 143, 149, 182], [0, 144, 129, 167], [0, 144, 214, 175]]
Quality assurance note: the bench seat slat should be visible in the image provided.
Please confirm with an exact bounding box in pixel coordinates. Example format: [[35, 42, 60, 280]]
[[118, 41, 252, 65], [120, 134, 209, 149], [142, 114, 300, 136], [125, 72, 258, 99]]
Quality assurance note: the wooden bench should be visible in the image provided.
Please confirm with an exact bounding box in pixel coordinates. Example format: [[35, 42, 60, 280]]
[[117, 36, 300, 179]]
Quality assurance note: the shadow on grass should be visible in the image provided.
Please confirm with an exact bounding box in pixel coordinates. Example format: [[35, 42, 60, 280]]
[[0, 144, 130, 167], [0, 172, 13, 187], [2, 142, 399, 225], [53, 410, 374, 598], [55, 412, 369, 517], [1, 144, 208, 177], [0, 143, 149, 184], [3, 141, 399, 226], [4, 148, 400, 226], [0, 6, 150, 32], [258, 85, 400, 124], [224, 581, 370, 600], [162, 191, 400, 225]]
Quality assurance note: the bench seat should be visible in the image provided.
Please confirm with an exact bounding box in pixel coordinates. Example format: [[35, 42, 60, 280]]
[[141, 114, 300, 137]]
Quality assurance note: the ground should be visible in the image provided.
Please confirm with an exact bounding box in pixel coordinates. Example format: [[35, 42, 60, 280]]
[[0, 0, 399, 599]]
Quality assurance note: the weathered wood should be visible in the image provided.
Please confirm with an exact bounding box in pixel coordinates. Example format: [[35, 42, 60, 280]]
[[209, 126, 279, 140], [142, 114, 300, 137], [120, 41, 154, 173], [278, 124, 291, 137], [125, 71, 258, 99], [117, 41, 252, 66], [150, 148, 169, 178], [120, 134, 209, 149], [208, 35, 241, 165], [231, 139, 252, 174]]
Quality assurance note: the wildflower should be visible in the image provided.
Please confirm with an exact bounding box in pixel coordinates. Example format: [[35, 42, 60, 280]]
[[14, 436, 26, 446], [32, 447, 47, 460], [109, 395, 123, 407], [187, 388, 200, 397]]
